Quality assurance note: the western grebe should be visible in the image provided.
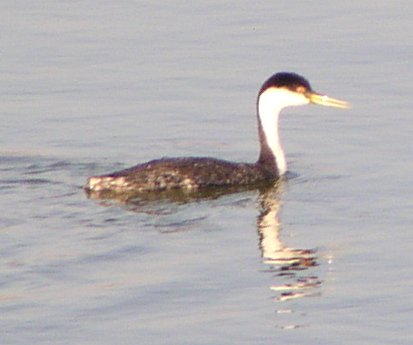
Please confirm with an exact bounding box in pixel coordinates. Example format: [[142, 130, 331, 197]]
[[85, 72, 349, 195]]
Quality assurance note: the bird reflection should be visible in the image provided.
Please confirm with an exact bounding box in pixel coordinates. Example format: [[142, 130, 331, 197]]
[[87, 178, 322, 319], [257, 181, 321, 303], [85, 183, 263, 206]]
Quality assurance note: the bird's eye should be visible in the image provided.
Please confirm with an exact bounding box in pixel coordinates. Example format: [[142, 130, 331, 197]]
[[295, 86, 307, 94]]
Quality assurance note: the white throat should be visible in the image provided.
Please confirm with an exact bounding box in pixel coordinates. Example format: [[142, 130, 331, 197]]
[[258, 88, 309, 175]]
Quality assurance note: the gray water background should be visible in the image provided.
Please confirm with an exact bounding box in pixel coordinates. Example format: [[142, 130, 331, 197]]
[[1, 1, 412, 344]]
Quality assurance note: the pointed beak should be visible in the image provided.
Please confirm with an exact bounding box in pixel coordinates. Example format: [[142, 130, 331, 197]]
[[308, 92, 350, 109]]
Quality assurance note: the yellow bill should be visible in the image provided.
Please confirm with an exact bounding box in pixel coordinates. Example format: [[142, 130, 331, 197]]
[[308, 92, 351, 109]]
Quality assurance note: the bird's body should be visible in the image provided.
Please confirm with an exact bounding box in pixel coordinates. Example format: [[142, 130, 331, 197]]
[[85, 72, 349, 196], [87, 157, 276, 193]]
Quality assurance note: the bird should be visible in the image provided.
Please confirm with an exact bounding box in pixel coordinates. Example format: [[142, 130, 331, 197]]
[[85, 72, 349, 196]]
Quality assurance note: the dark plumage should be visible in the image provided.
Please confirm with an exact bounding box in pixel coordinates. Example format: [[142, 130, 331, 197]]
[[258, 72, 312, 95], [87, 157, 276, 194]]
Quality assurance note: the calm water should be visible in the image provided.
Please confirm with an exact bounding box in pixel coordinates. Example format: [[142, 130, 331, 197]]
[[1, 1, 413, 344]]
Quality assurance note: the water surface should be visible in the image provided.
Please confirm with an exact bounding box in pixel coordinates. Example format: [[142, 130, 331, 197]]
[[1, 1, 412, 344]]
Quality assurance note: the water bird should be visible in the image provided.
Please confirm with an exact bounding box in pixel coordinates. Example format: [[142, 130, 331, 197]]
[[85, 72, 349, 196]]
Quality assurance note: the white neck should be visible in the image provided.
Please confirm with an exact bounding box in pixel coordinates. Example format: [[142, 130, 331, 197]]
[[258, 88, 309, 175]]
